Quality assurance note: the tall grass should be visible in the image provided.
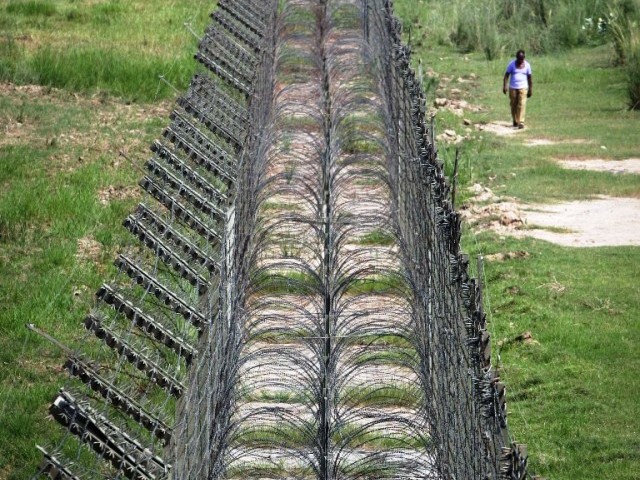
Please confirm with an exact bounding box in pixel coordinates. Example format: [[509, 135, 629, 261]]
[[3, 46, 197, 101], [400, 0, 632, 58], [627, 45, 640, 109], [595, 0, 640, 108], [0, 0, 211, 101], [451, 2, 504, 59]]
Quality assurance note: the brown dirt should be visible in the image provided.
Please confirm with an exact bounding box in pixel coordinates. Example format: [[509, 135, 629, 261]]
[[463, 185, 640, 247], [524, 138, 591, 147], [97, 185, 140, 205], [556, 158, 640, 174], [484, 251, 530, 262], [434, 97, 484, 117], [75, 236, 102, 263], [476, 121, 524, 136], [0, 119, 36, 147], [520, 196, 640, 247]]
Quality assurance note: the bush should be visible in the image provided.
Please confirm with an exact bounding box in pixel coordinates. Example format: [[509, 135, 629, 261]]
[[627, 46, 640, 109], [451, 1, 503, 59], [450, 0, 616, 57], [549, 0, 593, 49], [450, 7, 480, 54], [482, 24, 502, 60]]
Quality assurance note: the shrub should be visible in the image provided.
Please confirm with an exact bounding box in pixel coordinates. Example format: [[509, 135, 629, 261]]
[[627, 45, 640, 109], [449, 0, 619, 57], [451, 1, 503, 59], [482, 24, 502, 61], [549, 0, 593, 49], [595, 1, 640, 65], [451, 7, 480, 54]]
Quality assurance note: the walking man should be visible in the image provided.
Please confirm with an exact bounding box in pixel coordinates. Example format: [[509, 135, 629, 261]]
[[503, 50, 533, 129]]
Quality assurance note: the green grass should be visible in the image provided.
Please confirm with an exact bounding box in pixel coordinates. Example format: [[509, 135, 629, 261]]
[[6, 1, 57, 17], [1, 1, 639, 479], [341, 384, 421, 409], [467, 236, 640, 478], [356, 229, 395, 246], [0, 86, 164, 477], [393, 4, 640, 477], [0, 0, 212, 101], [7, 46, 197, 102], [238, 422, 428, 450]]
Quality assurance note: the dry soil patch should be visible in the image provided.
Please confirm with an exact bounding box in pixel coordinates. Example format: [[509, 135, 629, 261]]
[[464, 185, 640, 247], [524, 138, 591, 147], [97, 185, 139, 205], [476, 121, 523, 136], [520, 196, 640, 247], [556, 158, 640, 174], [76, 236, 102, 263]]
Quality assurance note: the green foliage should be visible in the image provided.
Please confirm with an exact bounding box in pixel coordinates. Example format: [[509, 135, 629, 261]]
[[593, 1, 640, 107], [451, 1, 504, 59], [394, 20, 640, 476], [398, 0, 640, 58], [357, 229, 396, 246], [6, 0, 57, 17], [0, 0, 211, 102], [13, 46, 194, 102], [342, 384, 421, 408], [346, 274, 407, 295], [596, 2, 639, 64], [627, 44, 640, 109], [341, 136, 382, 155]]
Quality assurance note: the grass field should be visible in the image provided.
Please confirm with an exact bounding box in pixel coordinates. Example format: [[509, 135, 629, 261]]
[[0, 0, 211, 101], [0, 1, 639, 479], [0, 1, 211, 478], [404, 31, 640, 480]]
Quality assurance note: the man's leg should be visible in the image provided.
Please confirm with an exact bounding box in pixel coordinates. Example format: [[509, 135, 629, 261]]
[[518, 88, 528, 126], [509, 88, 518, 126]]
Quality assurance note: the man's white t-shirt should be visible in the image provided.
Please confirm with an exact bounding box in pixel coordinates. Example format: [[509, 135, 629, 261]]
[[506, 60, 532, 89]]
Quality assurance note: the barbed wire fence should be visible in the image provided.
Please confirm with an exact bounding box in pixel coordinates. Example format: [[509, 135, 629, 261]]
[[29, 0, 528, 479], [363, 1, 527, 477]]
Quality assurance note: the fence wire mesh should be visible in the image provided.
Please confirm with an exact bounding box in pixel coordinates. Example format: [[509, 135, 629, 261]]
[[31, 1, 528, 479]]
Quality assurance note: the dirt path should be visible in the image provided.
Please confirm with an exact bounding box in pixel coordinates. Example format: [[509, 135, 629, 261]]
[[520, 196, 640, 247], [557, 158, 640, 174], [463, 183, 640, 247], [462, 120, 640, 247]]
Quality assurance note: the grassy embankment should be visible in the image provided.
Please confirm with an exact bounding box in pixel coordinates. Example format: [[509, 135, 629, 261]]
[[394, 0, 640, 478], [0, 1, 210, 478], [0, 0, 639, 479], [0, 0, 213, 100]]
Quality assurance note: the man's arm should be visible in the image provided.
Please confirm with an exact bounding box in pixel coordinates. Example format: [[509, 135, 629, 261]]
[[527, 74, 533, 97], [503, 73, 510, 95]]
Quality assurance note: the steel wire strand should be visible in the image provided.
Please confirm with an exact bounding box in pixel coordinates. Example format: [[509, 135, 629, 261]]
[[216, 2, 435, 479]]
